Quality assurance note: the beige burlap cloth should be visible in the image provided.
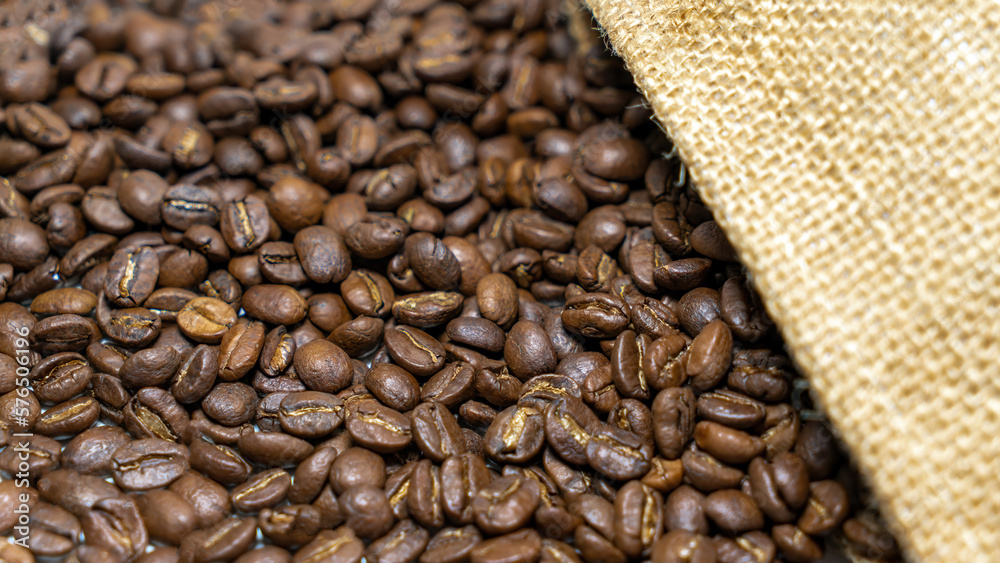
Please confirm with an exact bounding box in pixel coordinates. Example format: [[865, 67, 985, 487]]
[[581, 0, 1000, 561]]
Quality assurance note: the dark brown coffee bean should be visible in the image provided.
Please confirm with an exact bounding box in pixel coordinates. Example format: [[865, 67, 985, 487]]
[[392, 291, 464, 328], [771, 525, 823, 563], [102, 246, 159, 307], [484, 404, 545, 464], [30, 351, 93, 403], [243, 284, 308, 325], [123, 387, 188, 442], [562, 292, 630, 338], [189, 439, 253, 486], [179, 517, 258, 563], [202, 382, 258, 426], [613, 481, 663, 558], [218, 318, 265, 381], [696, 389, 765, 430], [62, 426, 131, 476], [504, 319, 557, 381], [170, 344, 219, 404], [543, 397, 599, 465], [694, 421, 765, 465], [0, 434, 60, 480], [651, 530, 716, 563], [29, 313, 98, 355], [586, 423, 653, 481], [278, 391, 343, 439], [80, 496, 149, 562], [345, 401, 412, 453], [119, 346, 181, 389], [422, 362, 476, 408], [135, 489, 197, 546], [652, 387, 696, 460], [384, 325, 446, 377], [338, 485, 394, 541], [422, 526, 482, 563], [797, 480, 850, 535], [231, 468, 291, 513], [220, 195, 271, 253], [293, 527, 365, 563], [403, 459, 444, 530], [111, 438, 189, 491], [664, 485, 709, 534], [329, 447, 386, 495], [238, 429, 315, 467], [294, 339, 352, 393], [476, 273, 519, 330]]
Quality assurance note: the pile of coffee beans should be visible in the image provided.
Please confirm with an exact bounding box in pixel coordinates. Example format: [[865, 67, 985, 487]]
[[0, 0, 901, 561]]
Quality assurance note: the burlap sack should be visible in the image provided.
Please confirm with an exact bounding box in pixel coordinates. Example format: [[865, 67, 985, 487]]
[[579, 0, 1000, 561]]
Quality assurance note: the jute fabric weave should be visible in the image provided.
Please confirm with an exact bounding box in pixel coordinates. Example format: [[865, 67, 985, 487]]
[[581, 1, 1000, 561]]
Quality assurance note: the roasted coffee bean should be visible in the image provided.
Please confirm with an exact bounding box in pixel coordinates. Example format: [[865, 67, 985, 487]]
[[544, 397, 599, 465], [345, 400, 412, 453], [119, 346, 181, 389], [562, 292, 630, 338], [80, 496, 149, 561], [392, 291, 464, 327], [232, 468, 291, 513], [179, 517, 258, 563], [62, 426, 131, 476], [243, 284, 308, 325], [446, 317, 506, 353], [111, 438, 189, 491], [294, 339, 353, 393], [0, 434, 60, 480], [170, 344, 219, 403], [30, 352, 93, 403], [653, 387, 696, 459], [177, 297, 236, 343], [276, 391, 344, 439], [651, 530, 716, 563], [135, 489, 197, 546], [772, 525, 824, 563], [504, 319, 557, 381], [484, 404, 545, 463], [613, 481, 663, 558], [202, 382, 259, 426], [218, 318, 265, 381], [123, 387, 189, 441], [411, 401, 467, 462], [586, 423, 654, 481], [189, 439, 253, 486], [471, 474, 540, 536], [477, 273, 519, 330], [423, 362, 477, 408], [238, 429, 315, 467], [168, 471, 232, 529], [329, 315, 385, 358], [704, 489, 765, 533], [295, 527, 365, 563], [694, 421, 765, 464], [385, 325, 446, 377]]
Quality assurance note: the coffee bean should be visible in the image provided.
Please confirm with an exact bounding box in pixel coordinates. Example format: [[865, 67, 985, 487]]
[[242, 284, 308, 325], [111, 438, 190, 491], [189, 440, 253, 486], [80, 496, 149, 561], [179, 517, 258, 562], [135, 489, 197, 546], [177, 297, 236, 343], [384, 325, 446, 377], [202, 382, 259, 426], [345, 400, 412, 454]]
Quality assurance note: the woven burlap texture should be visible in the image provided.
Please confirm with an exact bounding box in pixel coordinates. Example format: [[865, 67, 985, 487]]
[[582, 0, 1000, 561]]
